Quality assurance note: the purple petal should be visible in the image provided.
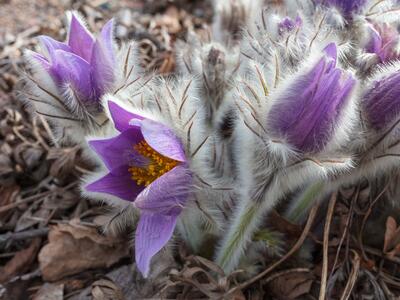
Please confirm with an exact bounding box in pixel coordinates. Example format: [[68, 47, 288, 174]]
[[323, 42, 338, 63], [134, 165, 191, 276], [38, 36, 71, 61], [85, 167, 143, 201], [135, 212, 179, 277], [141, 119, 186, 162], [68, 13, 95, 62], [267, 48, 356, 153], [29, 51, 51, 70], [108, 101, 144, 132], [135, 165, 192, 213], [89, 128, 144, 173], [363, 71, 400, 130], [99, 19, 115, 64], [91, 19, 115, 98], [51, 49, 92, 100]]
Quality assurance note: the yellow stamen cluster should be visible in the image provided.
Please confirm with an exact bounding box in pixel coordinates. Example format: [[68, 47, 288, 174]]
[[129, 140, 179, 186]]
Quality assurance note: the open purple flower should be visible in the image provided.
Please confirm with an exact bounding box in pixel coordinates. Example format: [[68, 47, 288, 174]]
[[365, 22, 400, 64], [32, 12, 115, 106], [267, 43, 356, 153], [363, 71, 400, 131], [85, 100, 192, 277]]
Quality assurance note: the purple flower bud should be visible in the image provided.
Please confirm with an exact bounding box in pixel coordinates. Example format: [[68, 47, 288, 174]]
[[363, 71, 400, 131], [267, 43, 356, 153], [365, 22, 400, 64], [278, 16, 302, 35], [33, 13, 115, 106]]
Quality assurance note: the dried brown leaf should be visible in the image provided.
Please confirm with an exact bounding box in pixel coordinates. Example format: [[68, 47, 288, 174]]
[[91, 279, 124, 300], [266, 272, 314, 300], [383, 216, 400, 258], [230, 289, 246, 300], [0, 237, 41, 283], [384, 216, 397, 253], [268, 210, 302, 239], [33, 283, 64, 300], [0, 185, 19, 217], [38, 219, 129, 281]]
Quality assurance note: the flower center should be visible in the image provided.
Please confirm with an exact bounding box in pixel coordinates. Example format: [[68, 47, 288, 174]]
[[128, 140, 179, 186]]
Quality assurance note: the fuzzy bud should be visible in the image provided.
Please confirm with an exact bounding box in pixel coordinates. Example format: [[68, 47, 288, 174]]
[[363, 69, 400, 131], [267, 43, 356, 153], [278, 15, 302, 36], [320, 0, 367, 16], [364, 22, 400, 64], [35, 13, 115, 107], [22, 12, 117, 146]]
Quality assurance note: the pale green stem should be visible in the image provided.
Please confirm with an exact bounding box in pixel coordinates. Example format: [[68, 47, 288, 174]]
[[216, 201, 264, 272], [286, 181, 325, 223]]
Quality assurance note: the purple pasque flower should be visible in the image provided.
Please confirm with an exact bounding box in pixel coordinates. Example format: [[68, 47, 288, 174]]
[[32, 12, 115, 106], [365, 22, 400, 64], [85, 100, 192, 277], [319, 0, 367, 16], [267, 43, 356, 153], [363, 71, 400, 131]]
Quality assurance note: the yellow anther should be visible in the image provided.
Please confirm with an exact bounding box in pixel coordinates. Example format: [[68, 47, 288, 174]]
[[128, 140, 179, 186]]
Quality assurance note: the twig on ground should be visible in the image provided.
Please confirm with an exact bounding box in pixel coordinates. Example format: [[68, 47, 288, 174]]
[[319, 192, 337, 300], [0, 228, 49, 247], [339, 250, 360, 300]]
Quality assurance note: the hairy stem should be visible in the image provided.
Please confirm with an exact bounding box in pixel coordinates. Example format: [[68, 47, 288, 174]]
[[286, 181, 325, 223], [216, 200, 264, 272]]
